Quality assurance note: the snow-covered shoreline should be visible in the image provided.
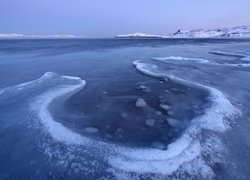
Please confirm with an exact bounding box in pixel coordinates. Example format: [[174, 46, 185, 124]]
[[0, 33, 85, 39], [115, 32, 166, 39], [115, 25, 250, 39]]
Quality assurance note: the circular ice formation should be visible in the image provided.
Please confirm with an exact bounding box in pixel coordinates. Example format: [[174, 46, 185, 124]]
[[107, 61, 240, 176], [30, 73, 90, 145], [2, 69, 239, 178]]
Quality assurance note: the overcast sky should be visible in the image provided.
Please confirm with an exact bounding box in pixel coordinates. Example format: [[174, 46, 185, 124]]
[[1, 0, 250, 37]]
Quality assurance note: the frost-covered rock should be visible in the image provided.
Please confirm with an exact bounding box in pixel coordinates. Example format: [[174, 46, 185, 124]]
[[120, 112, 128, 118], [166, 118, 179, 127], [160, 104, 170, 111], [85, 127, 99, 134], [151, 142, 166, 150], [115, 128, 124, 135], [105, 133, 112, 138], [102, 91, 108, 95], [137, 85, 151, 92], [145, 119, 155, 127], [135, 98, 147, 107], [156, 111, 162, 115]]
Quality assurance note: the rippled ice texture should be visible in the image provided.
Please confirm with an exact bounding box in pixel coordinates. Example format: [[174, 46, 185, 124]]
[[0, 39, 250, 179]]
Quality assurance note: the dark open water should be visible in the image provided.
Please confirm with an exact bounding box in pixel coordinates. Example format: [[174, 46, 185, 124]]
[[0, 39, 250, 179]]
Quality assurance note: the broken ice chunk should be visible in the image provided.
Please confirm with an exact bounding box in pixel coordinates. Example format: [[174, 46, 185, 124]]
[[145, 119, 155, 127], [166, 118, 179, 127], [120, 112, 128, 118], [85, 127, 99, 134], [160, 104, 170, 111], [156, 111, 162, 115], [105, 133, 112, 138], [135, 98, 147, 107], [115, 128, 124, 135], [151, 142, 166, 150], [137, 85, 151, 92]]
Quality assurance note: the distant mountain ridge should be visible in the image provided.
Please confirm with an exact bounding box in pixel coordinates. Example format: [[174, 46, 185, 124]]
[[0, 33, 84, 39], [171, 25, 250, 38], [115, 25, 250, 38], [115, 33, 165, 39]]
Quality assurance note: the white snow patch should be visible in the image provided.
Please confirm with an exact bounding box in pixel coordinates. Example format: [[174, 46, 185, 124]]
[[152, 56, 209, 63], [30, 73, 90, 145]]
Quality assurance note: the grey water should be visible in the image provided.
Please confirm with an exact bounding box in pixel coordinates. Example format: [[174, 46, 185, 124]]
[[0, 39, 250, 179]]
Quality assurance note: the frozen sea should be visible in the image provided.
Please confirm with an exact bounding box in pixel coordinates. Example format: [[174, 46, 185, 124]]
[[0, 39, 250, 179]]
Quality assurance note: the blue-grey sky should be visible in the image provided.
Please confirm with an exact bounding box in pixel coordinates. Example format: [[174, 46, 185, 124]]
[[0, 0, 250, 37]]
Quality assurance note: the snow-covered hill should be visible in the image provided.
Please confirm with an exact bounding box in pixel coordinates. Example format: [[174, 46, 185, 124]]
[[115, 33, 166, 38], [115, 26, 250, 39], [170, 25, 250, 38], [0, 33, 84, 39]]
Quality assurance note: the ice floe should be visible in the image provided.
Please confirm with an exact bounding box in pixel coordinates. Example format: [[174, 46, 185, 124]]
[[85, 127, 99, 134], [135, 98, 147, 107], [145, 119, 155, 127]]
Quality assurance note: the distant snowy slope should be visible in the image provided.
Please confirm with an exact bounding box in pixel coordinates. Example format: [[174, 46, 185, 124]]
[[115, 25, 250, 39], [0, 33, 84, 39], [115, 33, 166, 38], [170, 25, 250, 38], [0, 33, 24, 38]]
